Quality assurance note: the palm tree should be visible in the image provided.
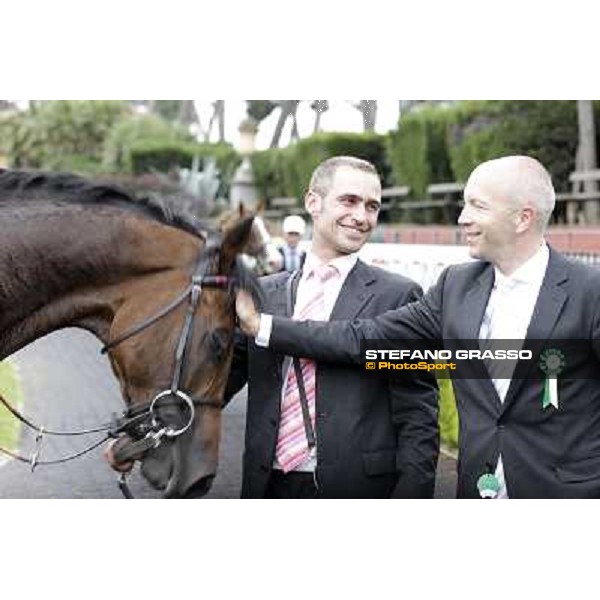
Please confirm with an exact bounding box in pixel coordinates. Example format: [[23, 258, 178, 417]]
[[310, 100, 329, 134], [270, 100, 300, 148], [202, 100, 225, 142], [353, 100, 377, 132]]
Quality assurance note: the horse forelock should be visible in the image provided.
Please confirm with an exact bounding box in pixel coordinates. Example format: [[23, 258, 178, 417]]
[[0, 169, 213, 240], [232, 257, 264, 310]]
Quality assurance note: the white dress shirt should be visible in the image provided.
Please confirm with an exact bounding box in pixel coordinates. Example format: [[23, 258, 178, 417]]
[[256, 252, 357, 346], [478, 242, 550, 498]]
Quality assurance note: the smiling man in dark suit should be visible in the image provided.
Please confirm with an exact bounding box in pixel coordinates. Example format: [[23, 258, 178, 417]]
[[236, 155, 600, 499], [225, 156, 439, 499]]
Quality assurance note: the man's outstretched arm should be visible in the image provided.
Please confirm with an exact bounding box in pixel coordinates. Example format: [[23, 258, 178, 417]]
[[235, 267, 447, 364]]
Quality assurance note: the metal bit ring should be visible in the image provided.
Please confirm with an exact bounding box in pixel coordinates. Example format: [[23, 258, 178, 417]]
[[149, 390, 195, 438]]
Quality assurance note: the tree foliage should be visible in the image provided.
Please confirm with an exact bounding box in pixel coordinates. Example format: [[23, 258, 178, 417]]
[[386, 105, 453, 197], [251, 131, 389, 202], [0, 100, 127, 172], [246, 100, 277, 123], [447, 101, 579, 191], [102, 114, 194, 172]]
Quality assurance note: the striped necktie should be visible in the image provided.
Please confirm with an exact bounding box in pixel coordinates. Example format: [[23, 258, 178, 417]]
[[275, 264, 337, 472]]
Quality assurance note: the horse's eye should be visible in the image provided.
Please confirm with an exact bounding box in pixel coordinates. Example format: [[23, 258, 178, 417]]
[[208, 328, 230, 362]]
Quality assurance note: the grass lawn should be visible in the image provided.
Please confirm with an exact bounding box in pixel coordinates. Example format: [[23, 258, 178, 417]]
[[438, 376, 459, 451], [0, 360, 22, 451]]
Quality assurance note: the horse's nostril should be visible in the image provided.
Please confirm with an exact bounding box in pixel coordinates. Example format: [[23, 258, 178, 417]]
[[183, 475, 215, 499]]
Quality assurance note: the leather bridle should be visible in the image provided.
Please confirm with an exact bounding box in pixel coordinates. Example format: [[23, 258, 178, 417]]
[[0, 241, 238, 498]]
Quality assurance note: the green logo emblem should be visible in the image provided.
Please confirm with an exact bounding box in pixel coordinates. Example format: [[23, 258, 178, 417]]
[[477, 473, 501, 499], [539, 348, 565, 376]]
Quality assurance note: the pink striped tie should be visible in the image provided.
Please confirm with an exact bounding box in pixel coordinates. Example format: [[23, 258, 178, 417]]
[[275, 264, 337, 472]]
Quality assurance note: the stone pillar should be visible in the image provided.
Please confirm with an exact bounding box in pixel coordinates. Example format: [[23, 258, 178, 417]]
[[230, 117, 259, 211], [577, 100, 599, 224]]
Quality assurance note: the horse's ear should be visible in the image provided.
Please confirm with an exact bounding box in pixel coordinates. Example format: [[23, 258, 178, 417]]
[[238, 202, 246, 218], [255, 198, 265, 213], [219, 215, 254, 273]]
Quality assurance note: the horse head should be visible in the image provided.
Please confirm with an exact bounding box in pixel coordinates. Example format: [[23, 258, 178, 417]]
[[218, 202, 283, 274], [0, 169, 266, 498], [105, 214, 262, 498]]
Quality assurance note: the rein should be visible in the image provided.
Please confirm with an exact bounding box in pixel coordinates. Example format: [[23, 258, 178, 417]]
[[0, 247, 237, 498]]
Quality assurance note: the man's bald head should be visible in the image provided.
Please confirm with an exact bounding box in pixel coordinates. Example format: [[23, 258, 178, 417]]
[[467, 156, 556, 231]]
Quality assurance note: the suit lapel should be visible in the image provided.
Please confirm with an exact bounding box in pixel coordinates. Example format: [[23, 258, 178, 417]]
[[330, 260, 376, 320], [502, 249, 569, 411], [459, 266, 495, 340], [456, 265, 503, 408]]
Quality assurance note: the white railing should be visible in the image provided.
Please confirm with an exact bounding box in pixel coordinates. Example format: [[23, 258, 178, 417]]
[[357, 243, 473, 290], [299, 241, 473, 291]]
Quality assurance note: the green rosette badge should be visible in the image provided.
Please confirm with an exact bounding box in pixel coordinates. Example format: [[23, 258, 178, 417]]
[[477, 473, 501, 499], [539, 348, 565, 410]]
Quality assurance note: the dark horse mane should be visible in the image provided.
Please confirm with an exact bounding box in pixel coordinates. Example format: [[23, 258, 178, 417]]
[[0, 168, 264, 309], [0, 169, 213, 239]]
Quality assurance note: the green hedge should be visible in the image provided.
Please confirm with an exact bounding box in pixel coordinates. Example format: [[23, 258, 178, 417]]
[[446, 101, 580, 192], [385, 101, 599, 200], [102, 114, 194, 172], [386, 106, 453, 197], [0, 360, 22, 451], [251, 132, 390, 204], [292, 132, 390, 197], [438, 376, 459, 449], [250, 147, 290, 201]]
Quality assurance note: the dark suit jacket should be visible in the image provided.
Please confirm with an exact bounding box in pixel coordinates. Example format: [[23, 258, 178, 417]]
[[269, 248, 600, 498], [225, 259, 439, 499]]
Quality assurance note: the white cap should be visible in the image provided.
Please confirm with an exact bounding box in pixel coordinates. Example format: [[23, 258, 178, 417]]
[[282, 215, 306, 235]]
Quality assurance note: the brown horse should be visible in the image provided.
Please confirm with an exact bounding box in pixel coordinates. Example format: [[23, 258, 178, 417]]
[[0, 169, 262, 498]]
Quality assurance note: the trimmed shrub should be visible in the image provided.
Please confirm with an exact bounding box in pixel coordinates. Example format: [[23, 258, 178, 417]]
[[250, 148, 289, 201], [386, 106, 453, 198], [447, 101, 579, 192], [438, 376, 459, 449], [386, 116, 428, 197], [0, 360, 23, 451], [102, 114, 193, 172], [294, 131, 390, 194], [251, 132, 389, 204]]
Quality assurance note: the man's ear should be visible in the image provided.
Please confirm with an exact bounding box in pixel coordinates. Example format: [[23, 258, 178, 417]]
[[305, 191, 321, 218], [516, 206, 535, 233], [219, 215, 255, 273]]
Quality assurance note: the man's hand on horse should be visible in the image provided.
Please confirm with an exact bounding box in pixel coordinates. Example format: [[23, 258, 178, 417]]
[[103, 439, 134, 473], [235, 289, 260, 337]]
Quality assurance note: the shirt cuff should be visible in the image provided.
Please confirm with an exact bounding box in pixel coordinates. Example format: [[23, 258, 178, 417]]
[[255, 313, 273, 347]]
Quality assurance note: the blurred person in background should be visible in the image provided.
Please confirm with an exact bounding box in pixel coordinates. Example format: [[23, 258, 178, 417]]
[[278, 214, 307, 272]]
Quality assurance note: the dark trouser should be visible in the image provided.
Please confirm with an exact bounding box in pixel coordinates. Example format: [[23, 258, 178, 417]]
[[264, 470, 320, 499]]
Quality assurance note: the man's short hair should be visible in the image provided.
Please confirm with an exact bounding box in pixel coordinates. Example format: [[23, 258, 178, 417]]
[[309, 156, 380, 197]]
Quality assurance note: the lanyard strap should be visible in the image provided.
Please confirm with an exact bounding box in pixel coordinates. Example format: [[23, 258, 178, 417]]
[[285, 270, 316, 449]]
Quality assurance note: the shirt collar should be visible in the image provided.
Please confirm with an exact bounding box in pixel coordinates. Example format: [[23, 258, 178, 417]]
[[302, 250, 358, 281], [493, 242, 549, 289]]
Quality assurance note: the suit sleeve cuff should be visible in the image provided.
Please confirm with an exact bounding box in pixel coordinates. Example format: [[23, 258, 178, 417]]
[[255, 313, 273, 347]]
